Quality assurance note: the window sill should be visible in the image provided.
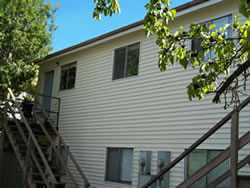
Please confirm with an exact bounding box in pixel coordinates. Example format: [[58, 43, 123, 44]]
[[57, 87, 76, 93], [112, 74, 139, 82], [104, 180, 132, 187]]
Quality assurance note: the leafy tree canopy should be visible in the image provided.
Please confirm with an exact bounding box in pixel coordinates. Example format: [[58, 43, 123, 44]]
[[94, 0, 250, 108], [0, 0, 56, 99]]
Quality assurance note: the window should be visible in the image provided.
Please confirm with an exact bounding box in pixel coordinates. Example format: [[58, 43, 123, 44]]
[[105, 148, 133, 184], [113, 43, 140, 80], [187, 149, 229, 188], [192, 15, 232, 59], [60, 62, 76, 90]]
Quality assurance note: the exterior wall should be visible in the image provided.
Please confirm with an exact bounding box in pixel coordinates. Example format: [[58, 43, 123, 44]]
[[38, 0, 249, 187]]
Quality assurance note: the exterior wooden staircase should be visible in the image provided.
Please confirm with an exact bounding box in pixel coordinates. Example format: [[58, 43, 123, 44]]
[[0, 88, 90, 188], [143, 96, 250, 188]]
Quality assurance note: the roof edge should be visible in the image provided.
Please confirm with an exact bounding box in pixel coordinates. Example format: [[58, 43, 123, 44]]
[[40, 0, 209, 62]]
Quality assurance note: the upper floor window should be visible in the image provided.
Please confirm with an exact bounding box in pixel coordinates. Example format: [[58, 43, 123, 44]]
[[113, 43, 140, 80], [105, 148, 133, 184], [192, 15, 232, 59], [60, 62, 76, 90]]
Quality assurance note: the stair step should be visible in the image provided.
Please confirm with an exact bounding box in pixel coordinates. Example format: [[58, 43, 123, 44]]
[[8, 121, 26, 128], [8, 121, 56, 138], [17, 144, 48, 154], [13, 136, 26, 145], [32, 162, 58, 173], [32, 172, 63, 179], [31, 172, 63, 182], [11, 131, 42, 140], [32, 180, 66, 187], [19, 149, 49, 160]]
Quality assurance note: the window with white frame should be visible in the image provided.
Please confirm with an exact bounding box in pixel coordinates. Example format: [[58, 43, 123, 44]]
[[187, 149, 229, 188], [192, 15, 232, 59], [60, 62, 76, 90], [113, 43, 140, 80], [105, 148, 133, 184]]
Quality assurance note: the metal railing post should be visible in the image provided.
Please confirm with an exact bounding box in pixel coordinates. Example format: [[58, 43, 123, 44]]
[[230, 110, 239, 188]]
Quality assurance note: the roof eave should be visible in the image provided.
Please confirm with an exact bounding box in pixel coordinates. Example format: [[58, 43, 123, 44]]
[[40, 0, 224, 63]]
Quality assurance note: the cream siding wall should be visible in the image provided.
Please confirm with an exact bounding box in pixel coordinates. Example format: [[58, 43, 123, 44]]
[[38, 0, 249, 187]]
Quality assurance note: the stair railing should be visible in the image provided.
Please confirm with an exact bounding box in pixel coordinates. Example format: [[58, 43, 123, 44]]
[[33, 94, 90, 188], [177, 131, 250, 188], [206, 155, 250, 188], [34, 93, 61, 129], [143, 96, 250, 188], [33, 103, 79, 187], [6, 102, 54, 188], [6, 88, 58, 187]]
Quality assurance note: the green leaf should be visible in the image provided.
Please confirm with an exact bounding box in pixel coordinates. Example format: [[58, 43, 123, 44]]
[[0, 0, 56, 97], [209, 24, 216, 30]]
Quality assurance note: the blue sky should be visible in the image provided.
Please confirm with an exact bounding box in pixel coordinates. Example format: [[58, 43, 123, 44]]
[[52, 0, 191, 52]]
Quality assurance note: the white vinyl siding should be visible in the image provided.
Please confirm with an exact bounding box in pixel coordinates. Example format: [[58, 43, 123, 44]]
[[38, 1, 249, 188]]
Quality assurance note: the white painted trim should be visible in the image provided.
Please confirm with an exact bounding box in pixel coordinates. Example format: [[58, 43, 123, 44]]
[[177, 0, 224, 17]]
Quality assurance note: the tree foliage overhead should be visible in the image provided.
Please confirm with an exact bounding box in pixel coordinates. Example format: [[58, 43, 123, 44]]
[[94, 0, 250, 108], [0, 0, 56, 97]]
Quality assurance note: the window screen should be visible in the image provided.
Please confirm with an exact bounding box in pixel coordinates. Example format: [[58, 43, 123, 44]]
[[113, 43, 140, 80], [60, 62, 76, 90], [113, 48, 126, 79]]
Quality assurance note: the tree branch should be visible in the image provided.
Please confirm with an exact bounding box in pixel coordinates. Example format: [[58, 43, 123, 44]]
[[213, 59, 250, 103]]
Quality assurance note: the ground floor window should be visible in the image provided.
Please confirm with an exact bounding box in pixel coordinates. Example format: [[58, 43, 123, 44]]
[[105, 148, 133, 184], [187, 149, 229, 188]]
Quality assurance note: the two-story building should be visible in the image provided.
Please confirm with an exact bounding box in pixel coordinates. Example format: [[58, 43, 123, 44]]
[[1, 0, 249, 188]]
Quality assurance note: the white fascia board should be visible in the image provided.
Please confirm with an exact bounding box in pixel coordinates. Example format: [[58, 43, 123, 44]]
[[40, 25, 143, 64], [177, 0, 224, 17]]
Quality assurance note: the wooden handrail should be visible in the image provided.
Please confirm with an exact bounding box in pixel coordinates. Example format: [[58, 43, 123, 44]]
[[19, 91, 61, 129], [230, 110, 239, 188], [33, 112, 78, 187], [143, 96, 250, 188], [7, 88, 58, 184], [7, 106, 50, 187], [35, 98, 90, 188], [177, 131, 250, 187], [206, 155, 250, 188]]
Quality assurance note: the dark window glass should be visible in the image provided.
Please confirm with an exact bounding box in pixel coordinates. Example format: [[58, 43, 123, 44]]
[[187, 150, 229, 188], [191, 38, 203, 53], [113, 43, 140, 80], [106, 148, 120, 181], [192, 15, 232, 60], [113, 48, 126, 79], [68, 66, 76, 89], [60, 62, 76, 90], [106, 148, 133, 184], [127, 43, 140, 77], [60, 69, 68, 90]]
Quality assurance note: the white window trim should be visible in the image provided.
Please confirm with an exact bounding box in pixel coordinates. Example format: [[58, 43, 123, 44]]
[[112, 42, 141, 80], [59, 61, 77, 91], [105, 147, 134, 185]]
